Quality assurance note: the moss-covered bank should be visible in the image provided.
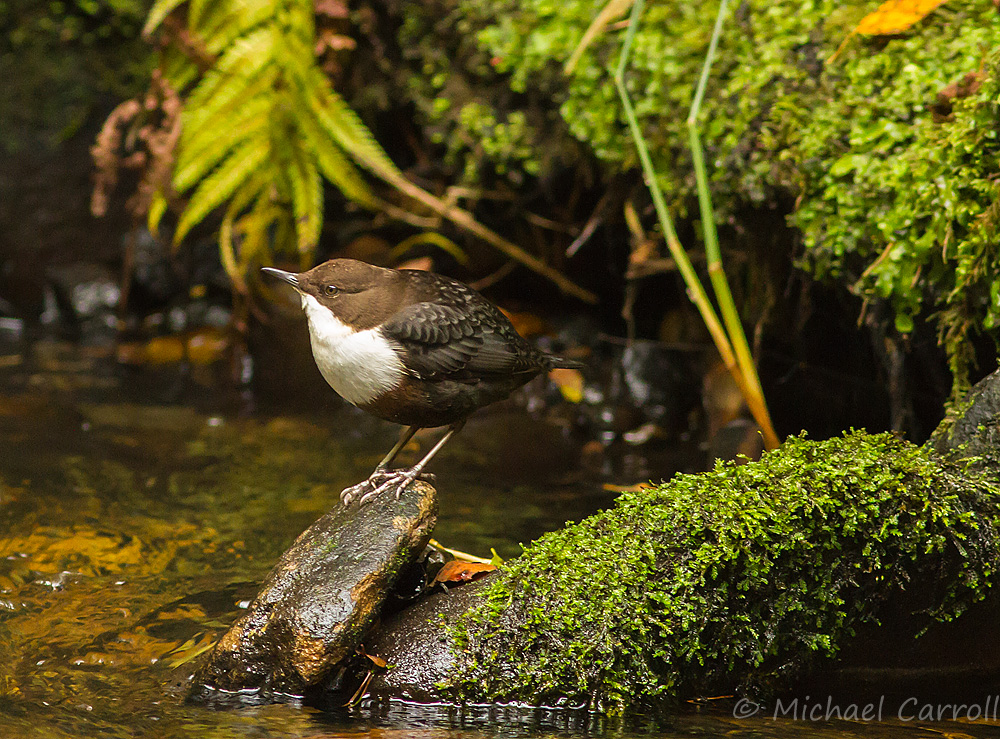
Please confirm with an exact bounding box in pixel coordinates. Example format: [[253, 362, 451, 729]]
[[447, 431, 1000, 712], [397, 0, 1000, 388]]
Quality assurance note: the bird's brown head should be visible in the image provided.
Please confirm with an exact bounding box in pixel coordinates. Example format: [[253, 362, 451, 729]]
[[262, 258, 405, 330]]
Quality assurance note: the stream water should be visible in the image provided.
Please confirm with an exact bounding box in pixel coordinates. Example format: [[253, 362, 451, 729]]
[[2, 339, 1000, 738]]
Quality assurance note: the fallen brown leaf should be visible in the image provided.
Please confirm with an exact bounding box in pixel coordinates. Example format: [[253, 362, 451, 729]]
[[432, 560, 496, 585]]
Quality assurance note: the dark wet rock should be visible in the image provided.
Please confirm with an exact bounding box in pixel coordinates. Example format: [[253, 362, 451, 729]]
[[192, 480, 437, 699], [929, 368, 1000, 463], [313, 577, 492, 707], [799, 586, 1000, 709]]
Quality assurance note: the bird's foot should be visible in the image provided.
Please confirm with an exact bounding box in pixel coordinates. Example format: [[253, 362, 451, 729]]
[[339, 478, 373, 506], [340, 468, 436, 506]]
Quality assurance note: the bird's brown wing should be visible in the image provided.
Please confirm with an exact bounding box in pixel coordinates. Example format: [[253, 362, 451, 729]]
[[380, 301, 542, 380]]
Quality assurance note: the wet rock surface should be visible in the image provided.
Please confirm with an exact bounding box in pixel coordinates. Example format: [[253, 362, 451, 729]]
[[314, 577, 492, 707], [930, 367, 1000, 460], [192, 480, 437, 700]]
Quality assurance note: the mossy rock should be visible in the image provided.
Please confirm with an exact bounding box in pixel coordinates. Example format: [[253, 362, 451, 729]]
[[445, 431, 1000, 713]]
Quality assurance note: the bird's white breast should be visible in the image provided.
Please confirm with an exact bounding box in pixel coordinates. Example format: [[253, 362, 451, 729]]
[[300, 293, 405, 405]]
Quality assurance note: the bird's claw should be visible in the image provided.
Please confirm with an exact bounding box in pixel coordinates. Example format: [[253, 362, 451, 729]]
[[340, 468, 437, 506], [339, 479, 374, 506]]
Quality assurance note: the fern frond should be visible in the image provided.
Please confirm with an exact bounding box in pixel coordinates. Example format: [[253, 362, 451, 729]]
[[182, 39, 272, 121], [174, 139, 270, 244], [181, 67, 276, 143], [279, 0, 314, 38], [235, 195, 285, 270], [214, 26, 275, 76], [177, 88, 272, 174], [199, 0, 274, 54], [287, 141, 323, 254], [296, 104, 374, 207], [175, 109, 269, 193], [149, 0, 396, 282], [218, 171, 266, 286], [298, 69, 400, 180], [144, 0, 188, 37], [148, 191, 169, 235], [187, 0, 219, 29]]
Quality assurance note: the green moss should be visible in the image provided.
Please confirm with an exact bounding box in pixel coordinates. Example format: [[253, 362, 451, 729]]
[[447, 431, 1000, 712], [399, 0, 1000, 391]]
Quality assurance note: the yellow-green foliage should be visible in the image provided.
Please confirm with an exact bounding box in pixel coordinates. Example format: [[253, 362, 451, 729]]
[[145, 0, 398, 281], [401, 0, 1000, 392]]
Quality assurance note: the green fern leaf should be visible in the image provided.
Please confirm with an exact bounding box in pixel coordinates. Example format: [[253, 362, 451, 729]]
[[175, 110, 269, 193], [296, 104, 374, 207], [199, 0, 274, 55], [184, 31, 274, 113], [237, 196, 285, 269], [155, 0, 391, 281], [218, 171, 266, 286], [187, 0, 218, 29], [147, 191, 169, 236], [287, 143, 322, 254], [183, 66, 277, 138], [177, 88, 273, 182], [215, 27, 275, 75], [174, 139, 270, 244], [292, 66, 400, 180], [165, 61, 200, 93], [144, 0, 188, 37], [279, 0, 314, 39]]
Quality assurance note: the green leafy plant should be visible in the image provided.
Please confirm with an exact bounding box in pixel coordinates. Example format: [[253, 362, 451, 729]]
[[143, 0, 392, 288], [135, 0, 597, 301], [402, 0, 1000, 396]]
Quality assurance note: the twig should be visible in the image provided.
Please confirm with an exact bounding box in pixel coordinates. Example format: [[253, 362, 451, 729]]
[[428, 538, 492, 564], [376, 169, 598, 303], [566, 191, 610, 257], [469, 260, 518, 291]]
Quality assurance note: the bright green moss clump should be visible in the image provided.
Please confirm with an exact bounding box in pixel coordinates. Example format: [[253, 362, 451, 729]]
[[448, 431, 1000, 712]]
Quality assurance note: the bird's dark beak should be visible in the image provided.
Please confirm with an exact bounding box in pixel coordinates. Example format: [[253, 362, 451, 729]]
[[261, 267, 301, 290]]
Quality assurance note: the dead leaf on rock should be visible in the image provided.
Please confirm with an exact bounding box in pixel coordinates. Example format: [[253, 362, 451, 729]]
[[432, 560, 496, 586], [828, 0, 950, 63], [603, 482, 654, 493]]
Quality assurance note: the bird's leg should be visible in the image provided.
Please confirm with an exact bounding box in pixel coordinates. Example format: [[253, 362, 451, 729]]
[[357, 420, 465, 505], [340, 425, 420, 505], [367, 425, 420, 483]]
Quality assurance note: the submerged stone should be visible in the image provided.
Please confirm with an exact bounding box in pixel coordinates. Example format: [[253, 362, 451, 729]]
[[192, 480, 437, 700]]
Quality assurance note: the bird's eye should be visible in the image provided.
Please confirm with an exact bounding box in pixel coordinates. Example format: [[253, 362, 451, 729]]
[[325, 285, 339, 297]]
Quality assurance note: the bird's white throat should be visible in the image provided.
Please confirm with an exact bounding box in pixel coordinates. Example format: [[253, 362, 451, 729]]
[[300, 293, 405, 405]]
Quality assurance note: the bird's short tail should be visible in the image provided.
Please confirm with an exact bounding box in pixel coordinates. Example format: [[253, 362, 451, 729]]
[[544, 353, 585, 370]]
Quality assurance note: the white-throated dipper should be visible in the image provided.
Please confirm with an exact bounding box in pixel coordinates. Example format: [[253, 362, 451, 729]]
[[262, 258, 581, 505]]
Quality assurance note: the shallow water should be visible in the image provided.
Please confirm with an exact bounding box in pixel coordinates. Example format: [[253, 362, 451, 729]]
[[2, 341, 1000, 738]]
